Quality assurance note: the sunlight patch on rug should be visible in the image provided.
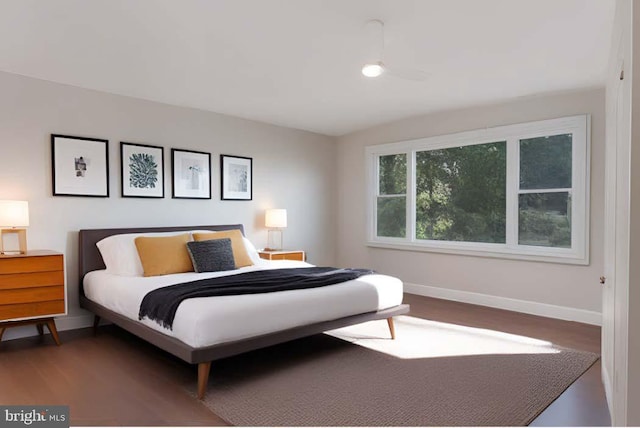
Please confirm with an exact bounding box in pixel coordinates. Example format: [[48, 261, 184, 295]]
[[326, 315, 558, 359]]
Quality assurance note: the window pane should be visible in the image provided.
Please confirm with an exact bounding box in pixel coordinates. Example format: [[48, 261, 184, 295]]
[[415, 142, 506, 243], [377, 197, 406, 238], [519, 192, 571, 248], [520, 134, 572, 190], [379, 154, 406, 195]]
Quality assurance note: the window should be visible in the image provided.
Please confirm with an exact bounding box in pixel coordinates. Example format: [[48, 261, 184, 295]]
[[518, 134, 572, 248], [377, 154, 406, 238], [366, 115, 590, 264]]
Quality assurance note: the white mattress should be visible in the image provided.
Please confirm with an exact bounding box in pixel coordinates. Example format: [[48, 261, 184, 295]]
[[83, 260, 404, 348]]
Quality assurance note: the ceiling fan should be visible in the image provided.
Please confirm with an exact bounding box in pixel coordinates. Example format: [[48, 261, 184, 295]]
[[361, 19, 429, 81]]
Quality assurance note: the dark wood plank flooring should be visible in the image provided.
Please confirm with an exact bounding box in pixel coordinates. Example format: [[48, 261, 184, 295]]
[[0, 294, 609, 426]]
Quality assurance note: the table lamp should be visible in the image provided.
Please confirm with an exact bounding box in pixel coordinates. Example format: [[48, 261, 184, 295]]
[[0, 200, 29, 254], [265, 208, 287, 251]]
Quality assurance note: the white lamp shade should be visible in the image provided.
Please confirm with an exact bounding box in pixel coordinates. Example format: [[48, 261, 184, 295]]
[[0, 200, 29, 227], [265, 209, 287, 228]]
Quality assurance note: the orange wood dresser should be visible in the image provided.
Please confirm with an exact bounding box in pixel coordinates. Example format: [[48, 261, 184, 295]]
[[258, 250, 306, 261], [0, 251, 65, 345]]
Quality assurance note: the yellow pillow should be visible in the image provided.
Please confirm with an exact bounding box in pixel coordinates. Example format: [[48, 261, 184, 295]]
[[192, 230, 253, 268], [134, 234, 194, 277]]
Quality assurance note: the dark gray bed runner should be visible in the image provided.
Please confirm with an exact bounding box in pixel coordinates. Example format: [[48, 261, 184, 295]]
[[139, 267, 374, 329]]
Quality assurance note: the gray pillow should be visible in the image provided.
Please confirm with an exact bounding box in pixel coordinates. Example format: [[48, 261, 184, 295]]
[[186, 238, 236, 273]]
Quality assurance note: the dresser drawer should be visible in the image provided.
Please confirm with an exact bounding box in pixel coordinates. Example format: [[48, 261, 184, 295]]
[[0, 271, 64, 290], [0, 300, 65, 321], [271, 253, 305, 261], [0, 255, 63, 274], [258, 250, 306, 261], [0, 285, 64, 305]]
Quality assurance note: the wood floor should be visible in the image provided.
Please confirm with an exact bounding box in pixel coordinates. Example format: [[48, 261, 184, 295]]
[[0, 294, 609, 426]]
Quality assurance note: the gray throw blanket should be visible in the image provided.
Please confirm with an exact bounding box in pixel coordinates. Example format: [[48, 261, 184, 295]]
[[139, 267, 374, 329]]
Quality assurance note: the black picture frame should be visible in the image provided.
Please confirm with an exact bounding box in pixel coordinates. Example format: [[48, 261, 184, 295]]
[[171, 148, 212, 199], [51, 134, 110, 197], [220, 154, 253, 201], [121, 142, 165, 198]]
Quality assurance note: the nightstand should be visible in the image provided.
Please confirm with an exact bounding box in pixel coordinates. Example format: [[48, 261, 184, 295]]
[[258, 250, 306, 261], [0, 251, 65, 345]]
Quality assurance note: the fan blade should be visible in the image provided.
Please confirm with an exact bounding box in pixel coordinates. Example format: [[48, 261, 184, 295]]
[[364, 19, 384, 64], [385, 66, 430, 81]]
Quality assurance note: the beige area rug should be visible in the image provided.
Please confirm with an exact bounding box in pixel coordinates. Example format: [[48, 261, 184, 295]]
[[195, 316, 598, 426]]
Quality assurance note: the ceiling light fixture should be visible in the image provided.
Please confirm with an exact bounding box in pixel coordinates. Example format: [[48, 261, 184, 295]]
[[360, 19, 429, 81], [362, 62, 384, 77]]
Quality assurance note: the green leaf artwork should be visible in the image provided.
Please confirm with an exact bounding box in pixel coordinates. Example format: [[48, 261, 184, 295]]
[[129, 153, 158, 189]]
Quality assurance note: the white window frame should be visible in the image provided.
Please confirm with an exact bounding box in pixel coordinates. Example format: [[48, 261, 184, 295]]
[[365, 115, 590, 265]]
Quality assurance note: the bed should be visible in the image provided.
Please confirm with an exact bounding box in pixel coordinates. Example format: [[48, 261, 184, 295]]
[[78, 224, 410, 399]]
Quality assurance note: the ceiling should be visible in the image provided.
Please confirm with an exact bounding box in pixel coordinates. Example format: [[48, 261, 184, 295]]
[[0, 0, 615, 136]]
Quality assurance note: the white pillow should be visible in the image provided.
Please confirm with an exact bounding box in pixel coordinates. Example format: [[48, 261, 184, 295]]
[[96, 231, 194, 276], [242, 237, 262, 264]]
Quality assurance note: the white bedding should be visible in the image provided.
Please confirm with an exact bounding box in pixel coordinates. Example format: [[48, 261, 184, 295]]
[[83, 259, 404, 348]]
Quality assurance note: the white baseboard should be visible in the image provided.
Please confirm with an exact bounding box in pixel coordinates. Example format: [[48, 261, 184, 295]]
[[2, 313, 95, 341], [404, 282, 602, 326]]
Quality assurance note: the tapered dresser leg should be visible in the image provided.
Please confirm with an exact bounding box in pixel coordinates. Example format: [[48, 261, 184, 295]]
[[36, 324, 44, 335], [197, 362, 212, 400], [45, 319, 61, 346], [387, 317, 396, 340]]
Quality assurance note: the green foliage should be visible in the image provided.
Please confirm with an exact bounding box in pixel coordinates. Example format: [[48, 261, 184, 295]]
[[379, 154, 406, 194], [519, 193, 571, 248], [377, 197, 406, 238], [415, 142, 506, 243], [520, 134, 572, 189]]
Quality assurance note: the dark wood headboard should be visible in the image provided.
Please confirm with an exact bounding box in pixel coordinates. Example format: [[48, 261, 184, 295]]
[[78, 224, 245, 289]]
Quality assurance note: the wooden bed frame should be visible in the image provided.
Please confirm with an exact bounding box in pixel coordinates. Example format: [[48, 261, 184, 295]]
[[78, 224, 410, 399]]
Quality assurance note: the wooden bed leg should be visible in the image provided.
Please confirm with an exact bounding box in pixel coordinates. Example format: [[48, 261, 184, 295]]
[[93, 315, 101, 336], [387, 317, 396, 340], [197, 362, 212, 400]]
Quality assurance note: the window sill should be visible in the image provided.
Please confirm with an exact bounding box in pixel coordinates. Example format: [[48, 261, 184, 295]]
[[366, 241, 589, 265]]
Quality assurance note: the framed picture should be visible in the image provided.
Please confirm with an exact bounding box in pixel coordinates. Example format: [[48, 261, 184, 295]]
[[220, 155, 252, 201], [171, 149, 211, 199], [121, 142, 164, 198], [51, 134, 109, 197]]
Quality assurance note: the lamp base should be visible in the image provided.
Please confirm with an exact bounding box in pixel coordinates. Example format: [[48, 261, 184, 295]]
[[0, 228, 27, 255], [267, 229, 283, 251]]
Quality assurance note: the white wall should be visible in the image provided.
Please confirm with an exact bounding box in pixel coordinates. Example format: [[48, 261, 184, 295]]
[[0, 71, 336, 338], [336, 89, 605, 322]]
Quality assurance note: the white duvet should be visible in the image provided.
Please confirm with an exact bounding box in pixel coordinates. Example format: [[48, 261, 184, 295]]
[[83, 259, 404, 348]]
